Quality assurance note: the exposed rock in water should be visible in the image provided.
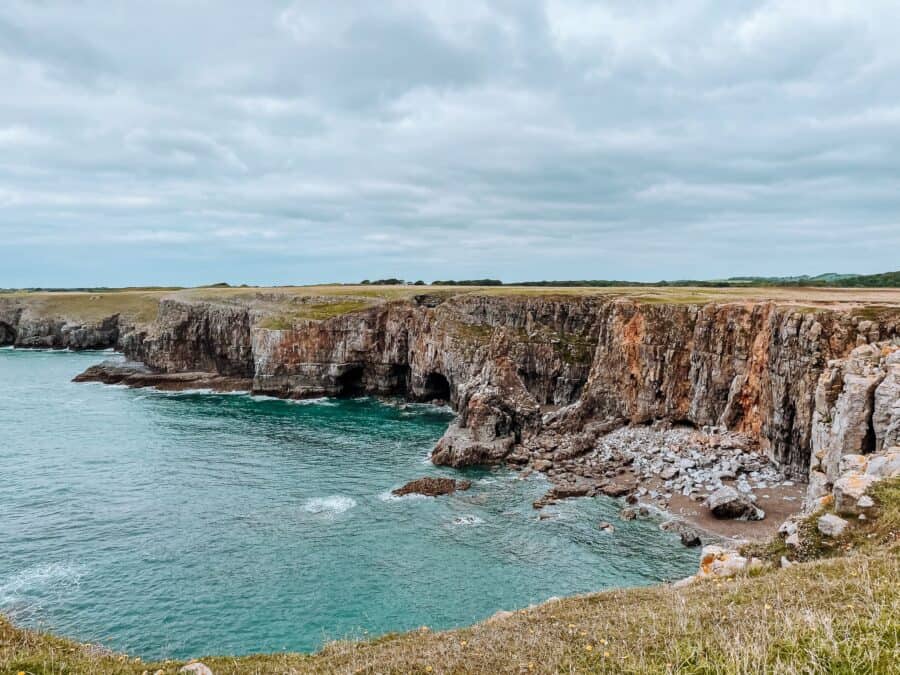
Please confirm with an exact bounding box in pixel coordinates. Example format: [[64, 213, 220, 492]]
[[73, 360, 251, 392], [619, 505, 651, 521], [660, 519, 704, 547], [705, 486, 765, 521], [391, 477, 472, 497]]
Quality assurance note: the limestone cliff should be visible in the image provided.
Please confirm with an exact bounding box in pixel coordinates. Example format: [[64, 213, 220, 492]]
[[0, 298, 122, 349], [80, 293, 899, 480]]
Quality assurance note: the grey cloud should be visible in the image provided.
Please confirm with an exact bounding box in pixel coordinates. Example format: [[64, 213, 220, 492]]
[[1, 0, 899, 287]]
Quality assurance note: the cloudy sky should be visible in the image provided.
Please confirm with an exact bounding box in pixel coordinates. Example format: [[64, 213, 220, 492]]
[[2, 1, 899, 286]]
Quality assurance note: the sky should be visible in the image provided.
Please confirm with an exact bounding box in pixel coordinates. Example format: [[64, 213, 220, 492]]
[[2, 1, 899, 287]]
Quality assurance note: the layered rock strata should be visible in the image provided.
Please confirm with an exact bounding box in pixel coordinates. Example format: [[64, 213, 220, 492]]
[[0, 299, 123, 349], [82, 295, 899, 484]]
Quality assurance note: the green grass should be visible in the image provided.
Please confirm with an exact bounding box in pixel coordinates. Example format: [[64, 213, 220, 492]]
[[2, 291, 165, 324], [257, 301, 374, 328]]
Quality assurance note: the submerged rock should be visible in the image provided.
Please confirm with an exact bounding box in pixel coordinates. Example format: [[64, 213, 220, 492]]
[[391, 477, 472, 497]]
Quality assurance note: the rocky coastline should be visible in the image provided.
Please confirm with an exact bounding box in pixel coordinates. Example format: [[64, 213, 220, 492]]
[[6, 288, 900, 545]]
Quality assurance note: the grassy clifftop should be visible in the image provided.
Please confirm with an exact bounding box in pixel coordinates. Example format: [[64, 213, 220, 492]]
[[4, 479, 898, 674], [5, 284, 900, 331]]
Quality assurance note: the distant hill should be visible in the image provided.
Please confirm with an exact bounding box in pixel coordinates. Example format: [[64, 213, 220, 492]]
[[510, 270, 900, 288]]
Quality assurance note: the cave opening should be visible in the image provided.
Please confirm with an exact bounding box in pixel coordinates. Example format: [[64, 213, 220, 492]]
[[0, 322, 15, 346], [337, 365, 366, 397], [421, 372, 451, 404]]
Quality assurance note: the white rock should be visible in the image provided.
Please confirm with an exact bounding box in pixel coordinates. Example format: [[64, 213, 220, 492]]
[[697, 545, 749, 578], [857, 495, 875, 509], [833, 472, 877, 515], [817, 513, 849, 538], [865, 451, 900, 478], [180, 663, 213, 675]]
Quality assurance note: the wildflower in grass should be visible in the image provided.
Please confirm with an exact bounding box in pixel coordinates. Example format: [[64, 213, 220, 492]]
[[585, 644, 593, 651]]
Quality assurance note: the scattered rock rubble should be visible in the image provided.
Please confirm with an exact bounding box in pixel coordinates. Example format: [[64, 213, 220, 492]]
[[521, 423, 791, 523]]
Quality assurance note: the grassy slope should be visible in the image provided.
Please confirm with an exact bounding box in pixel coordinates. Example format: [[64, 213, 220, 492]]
[[4, 479, 898, 675]]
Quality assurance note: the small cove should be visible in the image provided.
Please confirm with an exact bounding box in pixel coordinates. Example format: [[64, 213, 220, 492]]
[[1, 349, 699, 659]]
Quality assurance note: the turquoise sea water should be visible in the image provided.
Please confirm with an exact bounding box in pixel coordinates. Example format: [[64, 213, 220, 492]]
[[1, 349, 699, 659]]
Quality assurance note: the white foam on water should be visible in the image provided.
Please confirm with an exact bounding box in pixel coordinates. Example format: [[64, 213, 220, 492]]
[[301, 496, 357, 515], [286, 397, 330, 405], [452, 515, 484, 526], [378, 490, 428, 502], [0, 562, 84, 607]]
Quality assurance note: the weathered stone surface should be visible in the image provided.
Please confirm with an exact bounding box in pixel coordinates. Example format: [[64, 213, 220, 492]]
[[705, 486, 765, 521], [865, 450, 900, 478], [179, 663, 213, 675], [811, 344, 885, 480], [391, 477, 472, 497], [873, 350, 900, 450], [0, 298, 124, 350], [697, 545, 749, 578], [660, 519, 704, 547], [833, 472, 877, 515], [817, 513, 849, 537], [86, 294, 897, 482]]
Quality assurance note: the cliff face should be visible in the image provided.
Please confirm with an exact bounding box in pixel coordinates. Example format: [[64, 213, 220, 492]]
[[111, 294, 899, 479], [0, 299, 122, 349]]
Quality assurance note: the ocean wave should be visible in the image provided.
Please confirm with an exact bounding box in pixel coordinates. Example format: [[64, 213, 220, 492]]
[[378, 490, 427, 502], [286, 396, 330, 405], [301, 496, 357, 515], [0, 562, 84, 607], [452, 515, 484, 526]]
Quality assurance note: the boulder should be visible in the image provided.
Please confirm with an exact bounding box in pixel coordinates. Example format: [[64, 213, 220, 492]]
[[705, 486, 765, 521], [619, 505, 651, 521], [598, 481, 633, 498], [598, 521, 615, 533], [660, 519, 703, 547], [817, 513, 849, 538], [865, 450, 900, 478], [697, 545, 749, 578], [832, 472, 877, 515], [180, 664, 213, 675], [392, 477, 472, 497]]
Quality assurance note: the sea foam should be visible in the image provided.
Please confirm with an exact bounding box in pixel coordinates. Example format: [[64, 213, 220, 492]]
[[0, 562, 84, 607], [301, 496, 357, 515]]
